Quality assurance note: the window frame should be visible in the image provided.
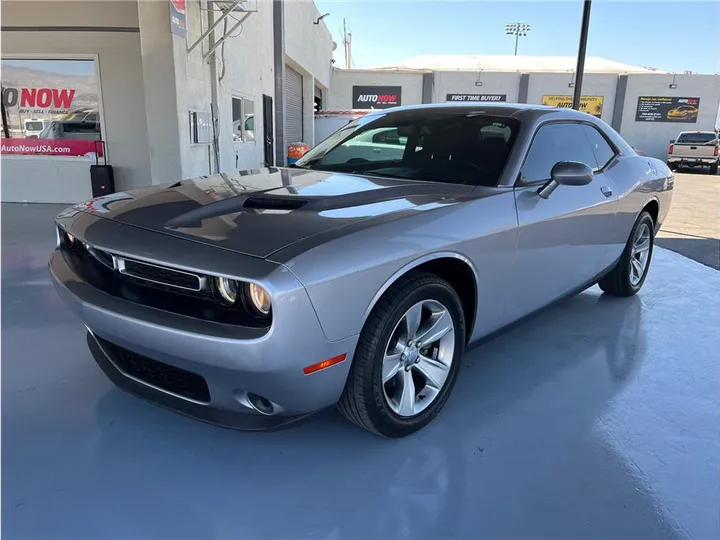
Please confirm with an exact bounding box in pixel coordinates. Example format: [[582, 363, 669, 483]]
[[515, 119, 619, 187], [231, 93, 255, 144], [0, 54, 107, 161], [581, 123, 619, 172]]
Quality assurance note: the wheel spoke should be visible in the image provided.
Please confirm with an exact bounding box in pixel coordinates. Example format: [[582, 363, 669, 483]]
[[416, 309, 453, 347], [403, 303, 423, 341], [383, 348, 403, 383], [635, 236, 650, 253], [397, 369, 416, 416], [631, 258, 643, 281], [415, 354, 450, 390]]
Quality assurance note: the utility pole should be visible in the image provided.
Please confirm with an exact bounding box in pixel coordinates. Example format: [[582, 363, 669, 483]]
[[342, 18, 352, 69], [572, 0, 592, 110], [505, 22, 530, 56]]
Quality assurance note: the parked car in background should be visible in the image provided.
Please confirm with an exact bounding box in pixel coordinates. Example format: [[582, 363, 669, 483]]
[[50, 103, 673, 438], [23, 118, 45, 138], [667, 131, 719, 174], [39, 119, 101, 141]]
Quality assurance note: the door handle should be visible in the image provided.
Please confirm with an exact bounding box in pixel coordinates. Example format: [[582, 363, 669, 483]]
[[600, 185, 613, 197], [372, 148, 382, 153]]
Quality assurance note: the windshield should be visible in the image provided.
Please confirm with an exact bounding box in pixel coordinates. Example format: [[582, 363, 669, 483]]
[[295, 110, 519, 186], [677, 132, 717, 144], [25, 121, 44, 131]]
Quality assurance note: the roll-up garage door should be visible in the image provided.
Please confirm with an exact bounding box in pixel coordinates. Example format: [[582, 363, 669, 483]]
[[285, 65, 303, 143]]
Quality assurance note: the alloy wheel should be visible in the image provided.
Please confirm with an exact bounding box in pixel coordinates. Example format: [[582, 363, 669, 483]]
[[382, 299, 456, 417], [629, 222, 651, 286]]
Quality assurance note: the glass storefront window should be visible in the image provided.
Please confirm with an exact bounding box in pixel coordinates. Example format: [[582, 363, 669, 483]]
[[1, 58, 103, 158], [231, 95, 255, 143]]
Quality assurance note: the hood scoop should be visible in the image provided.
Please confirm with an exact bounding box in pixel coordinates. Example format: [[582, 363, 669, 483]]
[[243, 196, 308, 210], [162, 180, 469, 230], [163, 193, 309, 229]]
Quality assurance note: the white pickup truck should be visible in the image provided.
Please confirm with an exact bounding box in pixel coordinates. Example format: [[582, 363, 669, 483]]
[[667, 131, 719, 175]]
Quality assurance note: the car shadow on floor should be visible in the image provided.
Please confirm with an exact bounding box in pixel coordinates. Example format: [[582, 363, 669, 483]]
[[656, 235, 720, 270]]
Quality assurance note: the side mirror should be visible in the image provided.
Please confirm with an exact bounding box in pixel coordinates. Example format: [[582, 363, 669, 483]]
[[537, 161, 593, 199]]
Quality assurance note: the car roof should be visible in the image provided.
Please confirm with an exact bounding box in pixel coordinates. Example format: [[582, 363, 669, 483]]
[[360, 101, 597, 123]]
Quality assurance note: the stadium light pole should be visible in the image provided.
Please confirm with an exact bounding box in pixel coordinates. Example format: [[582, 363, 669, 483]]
[[572, 0, 592, 110], [505, 23, 530, 56]]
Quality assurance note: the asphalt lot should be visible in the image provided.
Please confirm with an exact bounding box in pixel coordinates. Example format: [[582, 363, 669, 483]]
[[656, 171, 720, 269]]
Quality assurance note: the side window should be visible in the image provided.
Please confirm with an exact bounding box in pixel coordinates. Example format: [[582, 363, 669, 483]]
[[371, 128, 407, 146], [520, 123, 598, 184], [582, 125, 616, 170]]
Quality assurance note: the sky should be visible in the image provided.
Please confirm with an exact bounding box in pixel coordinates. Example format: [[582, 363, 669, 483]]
[[314, 0, 720, 74]]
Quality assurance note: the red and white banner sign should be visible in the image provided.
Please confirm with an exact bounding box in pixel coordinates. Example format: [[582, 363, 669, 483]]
[[1, 138, 104, 158]]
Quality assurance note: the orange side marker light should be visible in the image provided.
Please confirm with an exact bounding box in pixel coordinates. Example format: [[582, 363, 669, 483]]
[[303, 353, 347, 375]]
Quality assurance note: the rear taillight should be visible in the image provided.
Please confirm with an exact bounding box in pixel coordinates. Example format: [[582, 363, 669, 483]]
[[714, 145, 719, 157], [668, 144, 674, 154]]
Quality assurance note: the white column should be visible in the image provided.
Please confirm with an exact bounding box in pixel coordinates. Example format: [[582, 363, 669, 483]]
[[302, 74, 316, 147], [137, 0, 184, 184]]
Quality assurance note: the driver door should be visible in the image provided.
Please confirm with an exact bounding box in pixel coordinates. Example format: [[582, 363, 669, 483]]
[[505, 122, 619, 322]]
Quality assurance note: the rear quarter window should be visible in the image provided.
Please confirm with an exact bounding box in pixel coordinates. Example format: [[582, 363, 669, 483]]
[[582, 125, 617, 170]]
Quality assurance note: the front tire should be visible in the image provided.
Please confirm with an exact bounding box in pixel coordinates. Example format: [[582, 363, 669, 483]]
[[598, 211, 655, 297], [337, 273, 465, 437]]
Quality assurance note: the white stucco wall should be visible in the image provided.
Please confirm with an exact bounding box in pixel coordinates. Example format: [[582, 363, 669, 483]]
[[284, 0, 333, 90], [176, 0, 333, 172], [433, 71, 522, 103], [618, 73, 720, 159], [1, 1, 151, 203], [326, 69, 425, 110], [526, 73, 619, 124]]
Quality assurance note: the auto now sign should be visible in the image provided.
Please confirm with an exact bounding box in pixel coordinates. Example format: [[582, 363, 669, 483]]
[[1, 86, 76, 113], [352, 85, 402, 109]]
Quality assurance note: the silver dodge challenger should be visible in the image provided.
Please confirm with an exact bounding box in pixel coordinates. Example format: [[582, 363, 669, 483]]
[[50, 103, 673, 437]]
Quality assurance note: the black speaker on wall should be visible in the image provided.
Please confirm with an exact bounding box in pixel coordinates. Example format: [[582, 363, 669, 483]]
[[90, 141, 115, 197]]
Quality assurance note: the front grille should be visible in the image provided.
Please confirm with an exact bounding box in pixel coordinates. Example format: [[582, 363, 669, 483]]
[[98, 337, 211, 403], [119, 258, 201, 291], [87, 246, 114, 269]]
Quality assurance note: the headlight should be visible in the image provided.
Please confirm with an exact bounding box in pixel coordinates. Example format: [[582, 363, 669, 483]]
[[213, 277, 239, 306], [247, 283, 271, 315]]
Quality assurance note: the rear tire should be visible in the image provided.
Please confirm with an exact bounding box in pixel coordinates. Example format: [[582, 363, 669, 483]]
[[710, 162, 718, 175], [599, 211, 655, 297], [337, 273, 465, 437]]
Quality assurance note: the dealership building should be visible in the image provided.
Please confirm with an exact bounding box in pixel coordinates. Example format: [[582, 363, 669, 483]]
[[326, 55, 720, 161], [1, 0, 333, 203], [1, 3, 719, 204]]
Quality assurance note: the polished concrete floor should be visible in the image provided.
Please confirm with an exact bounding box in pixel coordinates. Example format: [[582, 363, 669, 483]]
[[2, 202, 719, 540]]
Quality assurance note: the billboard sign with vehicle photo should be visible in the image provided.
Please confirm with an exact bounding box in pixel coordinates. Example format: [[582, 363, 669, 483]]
[[352, 86, 402, 109], [541, 95, 604, 118], [446, 94, 507, 102], [635, 96, 700, 123]]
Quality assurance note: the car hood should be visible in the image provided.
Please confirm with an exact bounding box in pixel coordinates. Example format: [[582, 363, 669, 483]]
[[71, 167, 474, 258]]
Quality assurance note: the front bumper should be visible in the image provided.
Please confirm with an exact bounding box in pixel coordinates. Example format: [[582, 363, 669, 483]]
[[50, 248, 358, 430]]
